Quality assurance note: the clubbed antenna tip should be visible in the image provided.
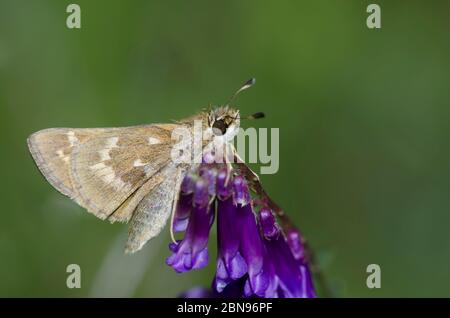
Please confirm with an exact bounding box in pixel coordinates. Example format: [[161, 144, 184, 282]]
[[248, 112, 265, 120]]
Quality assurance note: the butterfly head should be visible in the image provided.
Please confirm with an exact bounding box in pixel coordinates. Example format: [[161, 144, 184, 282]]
[[205, 78, 263, 142], [208, 106, 240, 138]]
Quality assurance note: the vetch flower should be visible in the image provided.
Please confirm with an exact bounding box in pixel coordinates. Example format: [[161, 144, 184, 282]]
[[286, 229, 317, 298], [233, 175, 251, 206], [172, 193, 192, 233], [214, 196, 248, 293], [259, 208, 280, 240], [167, 154, 317, 298], [261, 215, 314, 298], [166, 178, 215, 273]]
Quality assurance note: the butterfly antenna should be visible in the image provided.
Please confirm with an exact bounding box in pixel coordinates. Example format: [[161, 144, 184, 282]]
[[227, 78, 256, 106], [246, 112, 265, 120], [231, 111, 265, 121]]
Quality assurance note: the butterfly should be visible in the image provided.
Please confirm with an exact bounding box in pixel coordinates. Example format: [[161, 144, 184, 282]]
[[27, 79, 263, 253]]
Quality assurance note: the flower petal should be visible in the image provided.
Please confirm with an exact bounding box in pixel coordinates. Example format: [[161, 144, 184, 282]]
[[214, 197, 247, 292], [259, 208, 280, 240], [173, 194, 192, 233], [216, 168, 232, 200], [286, 229, 305, 262], [166, 204, 214, 273], [200, 166, 218, 196], [181, 172, 196, 194], [193, 178, 210, 208], [233, 176, 250, 206]]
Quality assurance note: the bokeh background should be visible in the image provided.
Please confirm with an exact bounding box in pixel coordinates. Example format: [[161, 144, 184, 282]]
[[1, 0, 449, 297]]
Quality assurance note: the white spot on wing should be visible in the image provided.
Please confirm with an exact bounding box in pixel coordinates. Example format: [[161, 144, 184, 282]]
[[102, 168, 116, 183], [89, 137, 132, 190], [90, 162, 107, 171], [97, 137, 119, 162], [107, 137, 119, 148], [67, 131, 79, 147], [98, 149, 111, 161], [148, 137, 160, 145], [89, 162, 128, 190], [133, 159, 147, 167]]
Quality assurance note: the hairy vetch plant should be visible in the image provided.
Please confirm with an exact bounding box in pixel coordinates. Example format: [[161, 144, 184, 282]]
[[167, 153, 316, 298]]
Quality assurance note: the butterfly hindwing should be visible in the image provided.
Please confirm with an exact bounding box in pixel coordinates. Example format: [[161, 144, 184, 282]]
[[125, 163, 183, 253]]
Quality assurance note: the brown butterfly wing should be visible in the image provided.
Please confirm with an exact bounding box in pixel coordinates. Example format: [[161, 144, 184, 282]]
[[27, 124, 179, 221], [27, 127, 109, 198]]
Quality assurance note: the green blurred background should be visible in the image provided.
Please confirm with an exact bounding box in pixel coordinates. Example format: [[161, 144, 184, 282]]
[[1, 0, 449, 297]]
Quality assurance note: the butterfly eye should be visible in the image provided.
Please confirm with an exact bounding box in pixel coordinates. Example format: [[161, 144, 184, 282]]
[[212, 119, 228, 136]]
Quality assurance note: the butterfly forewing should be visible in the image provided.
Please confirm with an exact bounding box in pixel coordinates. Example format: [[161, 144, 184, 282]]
[[28, 124, 179, 221], [27, 127, 112, 198], [27, 111, 214, 253]]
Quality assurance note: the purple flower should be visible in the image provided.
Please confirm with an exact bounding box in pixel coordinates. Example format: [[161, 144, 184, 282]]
[[166, 154, 317, 298], [286, 229, 317, 298], [180, 172, 196, 194], [263, 230, 309, 297], [286, 229, 305, 262], [238, 203, 277, 297], [259, 208, 280, 240], [214, 197, 247, 292], [166, 178, 214, 273], [233, 176, 251, 206], [172, 194, 192, 233], [199, 166, 218, 196], [216, 168, 232, 200]]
